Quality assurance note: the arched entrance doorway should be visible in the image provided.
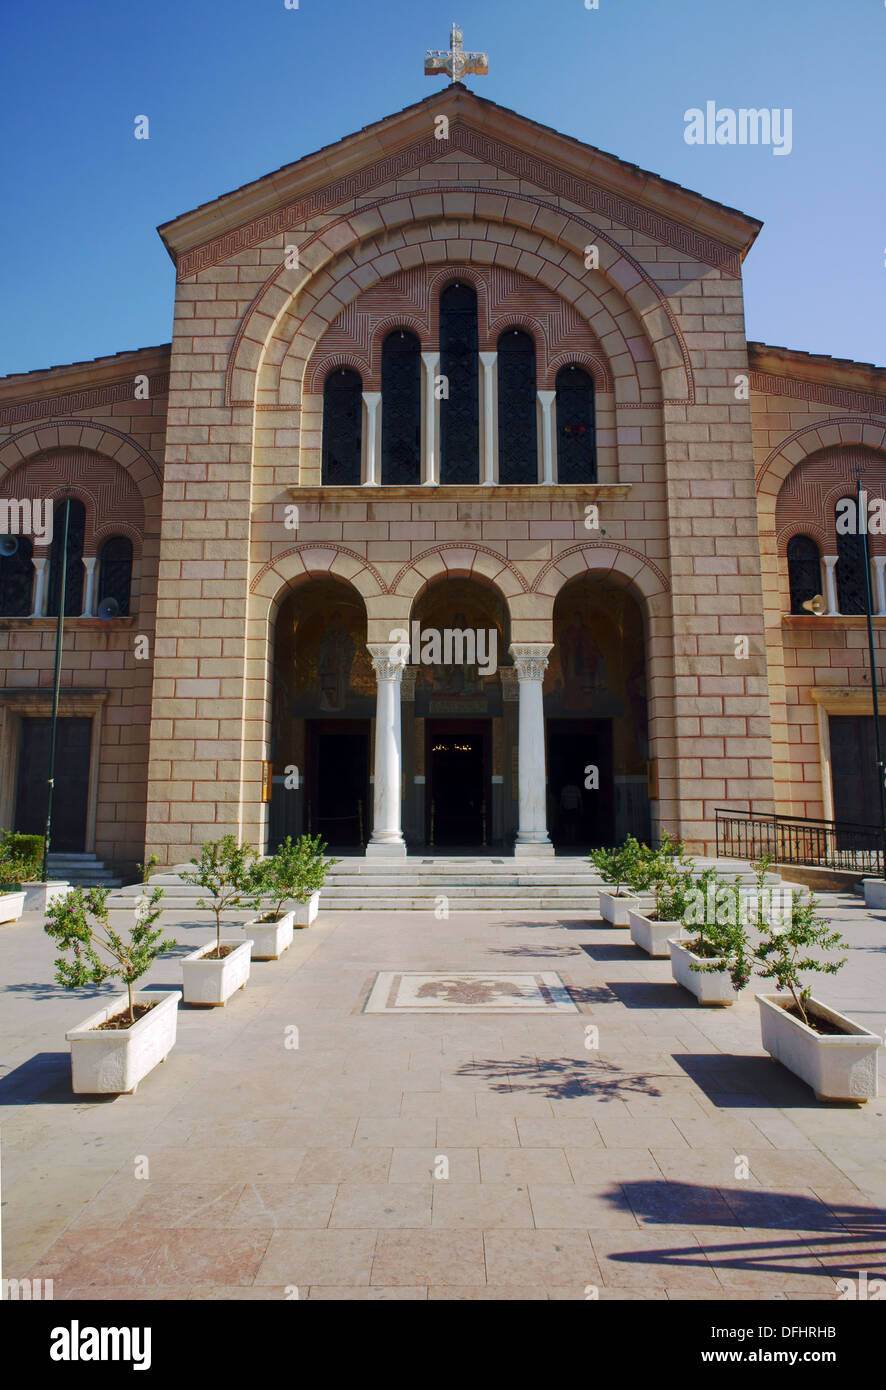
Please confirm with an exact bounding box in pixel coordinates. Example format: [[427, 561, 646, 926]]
[[546, 574, 650, 849], [407, 576, 512, 849], [270, 577, 374, 852]]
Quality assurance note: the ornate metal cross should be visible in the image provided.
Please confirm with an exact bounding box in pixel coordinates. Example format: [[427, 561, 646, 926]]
[[425, 23, 488, 84]]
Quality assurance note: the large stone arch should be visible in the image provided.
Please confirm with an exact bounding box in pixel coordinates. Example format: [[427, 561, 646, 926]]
[[225, 187, 693, 409], [756, 419, 886, 527], [0, 419, 162, 498]]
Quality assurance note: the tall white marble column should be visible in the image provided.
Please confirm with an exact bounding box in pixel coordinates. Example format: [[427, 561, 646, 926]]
[[421, 352, 440, 486], [510, 643, 554, 857], [538, 390, 556, 484], [363, 392, 381, 486], [367, 642, 407, 857], [479, 351, 497, 485], [823, 555, 839, 615]]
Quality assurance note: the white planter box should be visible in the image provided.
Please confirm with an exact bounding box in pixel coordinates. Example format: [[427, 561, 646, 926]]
[[598, 889, 653, 926], [66, 989, 181, 1094], [0, 891, 26, 924], [669, 936, 736, 1006], [242, 910, 294, 960], [863, 877, 886, 910], [294, 891, 320, 927], [757, 993, 880, 1102], [629, 910, 682, 958], [23, 881, 70, 913], [181, 939, 253, 1006]]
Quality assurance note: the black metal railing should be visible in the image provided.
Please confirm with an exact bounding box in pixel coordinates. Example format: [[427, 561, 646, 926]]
[[715, 807, 883, 875]]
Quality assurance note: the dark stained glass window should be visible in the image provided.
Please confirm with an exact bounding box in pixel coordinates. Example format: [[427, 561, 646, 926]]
[[47, 498, 85, 617], [381, 331, 421, 485], [0, 534, 34, 616], [786, 534, 821, 615], [322, 368, 362, 485], [98, 535, 133, 616], [439, 282, 479, 485], [497, 329, 537, 484], [835, 498, 868, 615], [555, 365, 596, 483]]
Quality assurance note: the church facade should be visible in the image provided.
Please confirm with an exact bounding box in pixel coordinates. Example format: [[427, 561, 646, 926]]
[[2, 83, 885, 873]]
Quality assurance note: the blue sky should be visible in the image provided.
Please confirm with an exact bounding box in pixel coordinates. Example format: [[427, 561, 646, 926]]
[[1, 0, 883, 377]]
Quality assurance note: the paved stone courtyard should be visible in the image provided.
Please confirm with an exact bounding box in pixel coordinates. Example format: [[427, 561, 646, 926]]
[[2, 890, 886, 1300]]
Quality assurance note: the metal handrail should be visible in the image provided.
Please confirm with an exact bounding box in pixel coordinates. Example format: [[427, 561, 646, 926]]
[[715, 806, 883, 874]]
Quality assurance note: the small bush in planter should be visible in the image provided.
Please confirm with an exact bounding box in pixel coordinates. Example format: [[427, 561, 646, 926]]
[[44, 884, 175, 1026], [0, 829, 44, 887], [590, 836, 649, 897], [179, 835, 261, 957], [753, 884, 848, 1031], [682, 867, 753, 993], [254, 834, 337, 922]]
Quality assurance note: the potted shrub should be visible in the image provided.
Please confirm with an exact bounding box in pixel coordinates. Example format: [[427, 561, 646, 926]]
[[178, 836, 258, 1006], [754, 889, 878, 1101], [0, 830, 65, 918], [245, 834, 337, 958], [44, 885, 180, 1094], [592, 837, 654, 926], [629, 860, 696, 958], [669, 867, 752, 1006]]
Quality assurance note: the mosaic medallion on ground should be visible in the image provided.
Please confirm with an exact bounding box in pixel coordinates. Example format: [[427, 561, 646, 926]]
[[362, 971, 579, 1013]]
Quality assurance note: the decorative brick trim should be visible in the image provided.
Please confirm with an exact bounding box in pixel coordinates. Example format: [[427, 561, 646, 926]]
[[749, 369, 886, 417], [0, 447, 146, 552], [0, 375, 169, 429], [226, 192, 693, 407], [775, 447, 886, 554], [305, 262, 614, 394], [756, 419, 886, 491], [249, 543, 386, 596], [389, 544, 530, 595], [178, 122, 739, 280], [0, 419, 163, 481], [532, 542, 670, 595]]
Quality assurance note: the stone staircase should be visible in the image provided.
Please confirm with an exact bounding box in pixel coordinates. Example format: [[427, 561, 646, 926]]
[[46, 853, 123, 888], [107, 854, 786, 914]]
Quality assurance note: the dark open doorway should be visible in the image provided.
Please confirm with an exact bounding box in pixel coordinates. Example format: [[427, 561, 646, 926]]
[[15, 716, 92, 853], [305, 720, 370, 852], [547, 718, 614, 849], [426, 719, 491, 848]]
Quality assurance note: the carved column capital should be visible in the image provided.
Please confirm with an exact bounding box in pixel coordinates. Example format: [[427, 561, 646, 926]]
[[509, 643, 553, 683], [368, 643, 407, 683]]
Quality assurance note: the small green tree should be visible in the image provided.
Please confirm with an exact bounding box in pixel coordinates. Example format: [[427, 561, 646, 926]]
[[682, 866, 753, 993], [179, 835, 261, 952], [753, 884, 847, 1026], [254, 835, 338, 921], [590, 835, 647, 896], [44, 885, 175, 1025]]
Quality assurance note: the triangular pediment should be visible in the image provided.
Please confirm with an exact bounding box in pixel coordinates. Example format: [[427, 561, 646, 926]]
[[159, 86, 761, 279]]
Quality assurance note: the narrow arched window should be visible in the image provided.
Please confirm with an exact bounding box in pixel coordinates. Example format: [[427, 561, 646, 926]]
[[0, 534, 34, 616], [322, 368, 362, 485], [97, 536, 133, 616], [47, 498, 86, 617], [835, 498, 868, 615], [381, 330, 421, 485], [439, 282, 479, 484], [497, 329, 537, 484], [787, 535, 821, 615], [555, 366, 596, 483]]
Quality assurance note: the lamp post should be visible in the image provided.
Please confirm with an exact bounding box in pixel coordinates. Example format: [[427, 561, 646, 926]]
[[41, 496, 70, 884], [857, 473, 886, 881]]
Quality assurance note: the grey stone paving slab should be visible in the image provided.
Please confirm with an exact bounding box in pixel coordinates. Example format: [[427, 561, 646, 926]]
[[2, 890, 885, 1299]]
